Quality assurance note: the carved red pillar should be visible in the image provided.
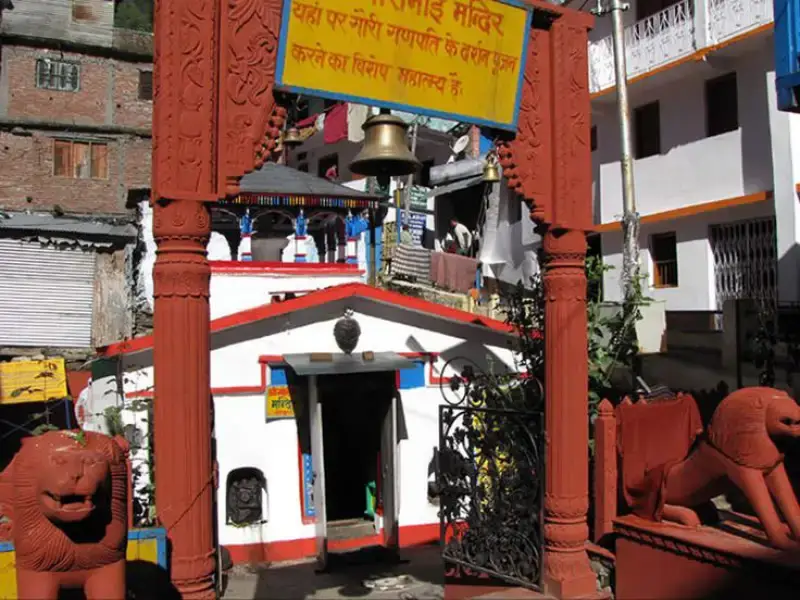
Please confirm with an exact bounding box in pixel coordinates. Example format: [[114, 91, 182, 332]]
[[152, 199, 215, 599], [540, 228, 596, 597], [541, 12, 597, 598], [593, 399, 617, 543]]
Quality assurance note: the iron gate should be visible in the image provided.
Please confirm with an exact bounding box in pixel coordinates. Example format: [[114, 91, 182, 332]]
[[710, 217, 777, 307], [436, 360, 545, 591]]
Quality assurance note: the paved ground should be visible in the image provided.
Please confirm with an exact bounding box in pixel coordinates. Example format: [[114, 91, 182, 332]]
[[222, 545, 445, 600]]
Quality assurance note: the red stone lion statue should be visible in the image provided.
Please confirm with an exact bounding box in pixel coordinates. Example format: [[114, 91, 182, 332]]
[[618, 387, 800, 549], [0, 430, 128, 599]]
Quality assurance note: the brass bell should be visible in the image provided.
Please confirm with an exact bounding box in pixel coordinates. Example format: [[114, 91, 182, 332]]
[[350, 114, 421, 178], [283, 127, 303, 148], [483, 154, 500, 183]]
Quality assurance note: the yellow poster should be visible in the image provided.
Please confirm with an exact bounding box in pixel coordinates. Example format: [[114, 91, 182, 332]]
[[0, 358, 68, 405], [276, 0, 531, 130], [266, 385, 295, 420]]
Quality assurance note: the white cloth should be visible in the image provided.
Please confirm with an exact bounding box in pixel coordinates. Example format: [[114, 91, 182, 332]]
[[453, 222, 472, 250], [347, 104, 369, 143]]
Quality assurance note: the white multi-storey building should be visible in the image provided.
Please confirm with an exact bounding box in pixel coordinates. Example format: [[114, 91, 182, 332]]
[[589, 0, 800, 311]]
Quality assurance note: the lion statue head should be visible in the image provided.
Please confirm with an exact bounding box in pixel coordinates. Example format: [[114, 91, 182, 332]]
[[7, 430, 128, 572], [708, 387, 800, 471]]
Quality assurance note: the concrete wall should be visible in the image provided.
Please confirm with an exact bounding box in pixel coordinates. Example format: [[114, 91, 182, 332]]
[[116, 305, 518, 554], [0, 42, 152, 215], [1, 0, 115, 48], [601, 199, 775, 310], [208, 268, 365, 320], [92, 248, 133, 347], [0, 130, 151, 214], [593, 47, 773, 223]]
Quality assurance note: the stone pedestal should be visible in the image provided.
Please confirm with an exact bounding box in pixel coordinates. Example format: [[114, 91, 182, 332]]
[[615, 514, 800, 600]]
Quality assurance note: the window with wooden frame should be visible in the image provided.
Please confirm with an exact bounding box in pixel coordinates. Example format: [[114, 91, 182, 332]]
[[317, 154, 338, 179], [138, 70, 153, 101], [53, 139, 109, 180], [35, 59, 80, 92], [705, 72, 738, 137], [634, 102, 661, 159], [636, 0, 683, 21], [651, 232, 678, 288]]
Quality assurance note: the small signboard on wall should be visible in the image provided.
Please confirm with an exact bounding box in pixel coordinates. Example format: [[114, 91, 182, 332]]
[[401, 211, 427, 247], [266, 385, 295, 421]]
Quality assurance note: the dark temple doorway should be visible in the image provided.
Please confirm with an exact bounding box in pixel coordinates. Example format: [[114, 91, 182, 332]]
[[318, 371, 393, 540]]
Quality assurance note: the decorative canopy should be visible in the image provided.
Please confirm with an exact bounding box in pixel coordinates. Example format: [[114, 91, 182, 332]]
[[220, 163, 385, 210]]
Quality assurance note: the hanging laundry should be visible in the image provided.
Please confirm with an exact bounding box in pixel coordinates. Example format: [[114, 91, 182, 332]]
[[347, 103, 369, 143], [323, 103, 348, 144]]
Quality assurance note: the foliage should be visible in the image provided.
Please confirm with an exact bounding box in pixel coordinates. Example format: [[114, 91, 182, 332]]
[[503, 256, 645, 422], [114, 0, 153, 32], [103, 405, 125, 437]]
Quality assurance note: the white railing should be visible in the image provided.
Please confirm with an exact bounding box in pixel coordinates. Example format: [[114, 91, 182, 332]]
[[589, 0, 776, 94], [708, 0, 773, 45], [589, 0, 695, 93]]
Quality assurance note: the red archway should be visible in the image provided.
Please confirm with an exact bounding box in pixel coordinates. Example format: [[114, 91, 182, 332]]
[[152, 1, 595, 598]]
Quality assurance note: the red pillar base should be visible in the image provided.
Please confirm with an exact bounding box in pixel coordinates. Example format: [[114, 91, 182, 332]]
[[543, 552, 599, 599]]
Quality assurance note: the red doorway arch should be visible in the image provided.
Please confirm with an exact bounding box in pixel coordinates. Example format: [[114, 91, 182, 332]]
[[151, 2, 595, 597]]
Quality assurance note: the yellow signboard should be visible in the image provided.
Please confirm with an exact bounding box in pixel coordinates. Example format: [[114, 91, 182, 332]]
[[276, 0, 532, 131], [0, 359, 68, 405], [266, 385, 295, 420]]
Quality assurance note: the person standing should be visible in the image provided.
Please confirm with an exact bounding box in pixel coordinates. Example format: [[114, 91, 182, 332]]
[[450, 219, 473, 255]]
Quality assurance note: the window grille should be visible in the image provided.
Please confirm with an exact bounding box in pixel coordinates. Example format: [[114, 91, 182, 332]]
[[36, 59, 80, 92], [138, 71, 153, 101], [710, 217, 776, 307], [651, 232, 678, 288]]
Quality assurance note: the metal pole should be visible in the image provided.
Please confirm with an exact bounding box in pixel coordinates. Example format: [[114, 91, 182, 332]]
[[600, 0, 640, 301]]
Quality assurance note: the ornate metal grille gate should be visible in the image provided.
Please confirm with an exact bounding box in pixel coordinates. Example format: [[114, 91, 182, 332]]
[[710, 217, 777, 307], [436, 360, 545, 591]]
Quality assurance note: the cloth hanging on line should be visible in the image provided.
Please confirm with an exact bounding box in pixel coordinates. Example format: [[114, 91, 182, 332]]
[[324, 103, 348, 145]]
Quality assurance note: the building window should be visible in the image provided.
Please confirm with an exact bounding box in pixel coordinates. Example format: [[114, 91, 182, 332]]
[[651, 232, 678, 288], [53, 140, 109, 179], [634, 102, 660, 159], [318, 154, 338, 179], [226, 467, 266, 526], [637, 0, 682, 21], [705, 72, 738, 137], [138, 70, 153, 101], [36, 59, 80, 92], [590, 126, 598, 152]]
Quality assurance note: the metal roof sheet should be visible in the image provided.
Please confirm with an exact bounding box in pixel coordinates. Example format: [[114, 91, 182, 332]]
[[238, 163, 383, 200]]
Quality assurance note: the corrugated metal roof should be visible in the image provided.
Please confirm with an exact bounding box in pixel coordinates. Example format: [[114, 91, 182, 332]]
[[238, 163, 382, 200], [427, 175, 484, 199], [0, 212, 136, 242]]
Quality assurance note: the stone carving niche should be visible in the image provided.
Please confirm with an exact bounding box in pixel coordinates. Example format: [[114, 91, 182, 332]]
[[226, 467, 267, 526]]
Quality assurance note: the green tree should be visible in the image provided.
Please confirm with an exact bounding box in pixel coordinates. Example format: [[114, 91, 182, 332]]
[[114, 0, 153, 32]]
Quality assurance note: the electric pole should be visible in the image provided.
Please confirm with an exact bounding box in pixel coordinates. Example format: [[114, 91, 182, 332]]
[[593, 0, 640, 302]]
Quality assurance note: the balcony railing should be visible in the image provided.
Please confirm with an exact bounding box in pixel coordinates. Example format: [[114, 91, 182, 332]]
[[589, 0, 695, 93], [708, 0, 772, 45], [588, 0, 774, 94]]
